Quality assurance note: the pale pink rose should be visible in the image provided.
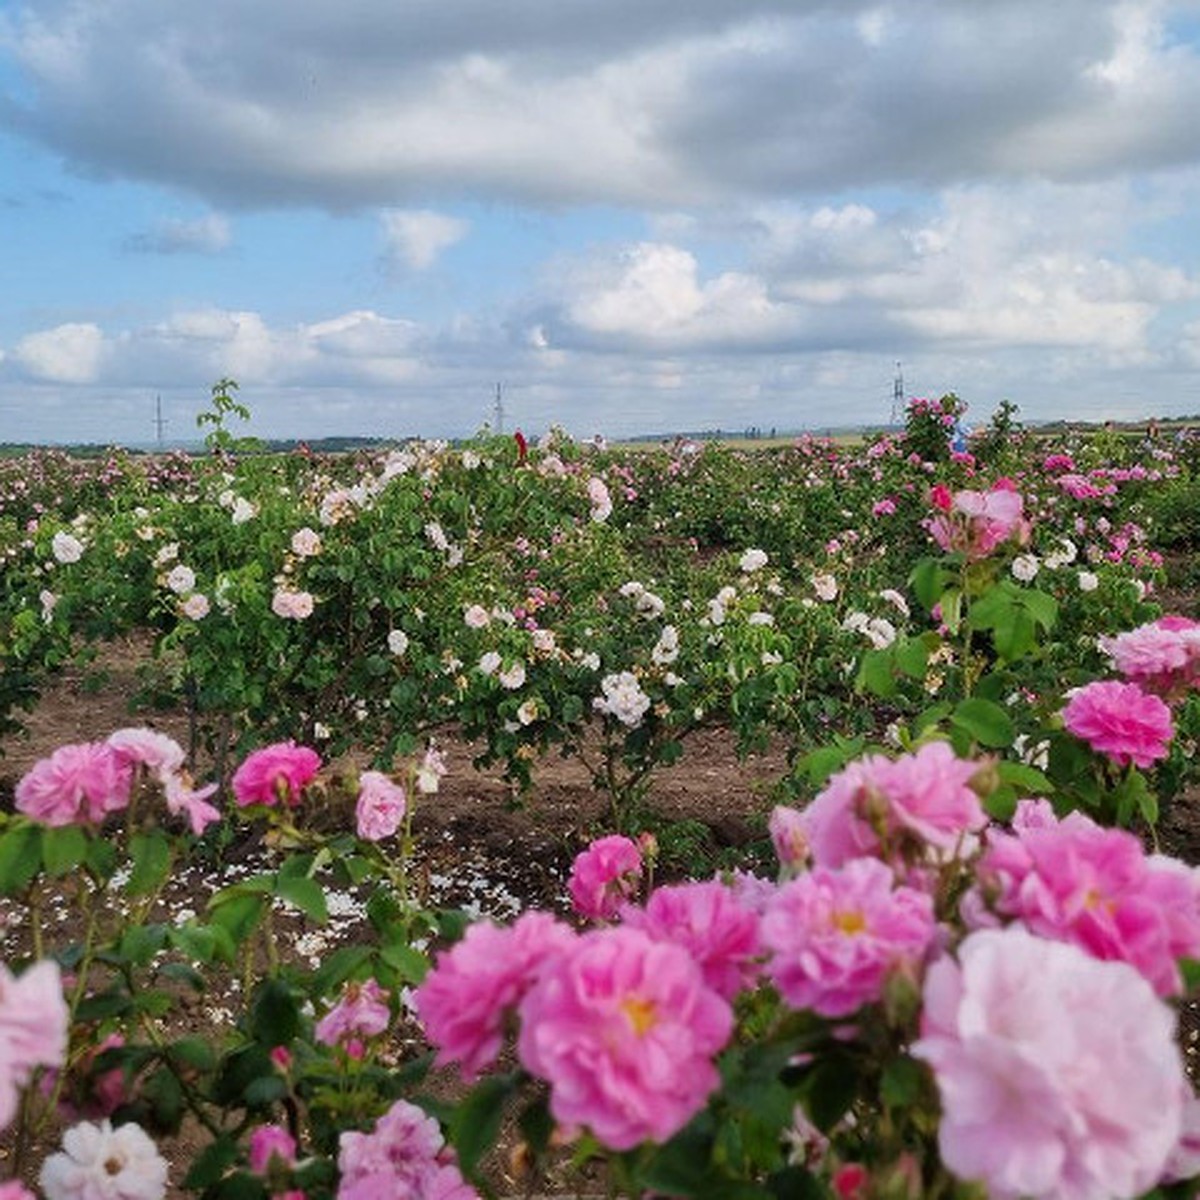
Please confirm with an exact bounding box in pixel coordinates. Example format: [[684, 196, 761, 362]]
[[972, 806, 1200, 997], [621, 880, 761, 1000], [568, 834, 643, 921], [164, 564, 195, 595], [516, 926, 733, 1150], [416, 746, 447, 794], [413, 911, 577, 1080], [180, 592, 210, 620], [913, 927, 1185, 1200], [1161, 1079, 1200, 1184], [769, 805, 811, 874], [40, 1119, 168, 1200], [231, 741, 321, 808], [107, 728, 185, 779], [762, 857, 936, 1017], [337, 1098, 476, 1200], [271, 589, 315, 620], [315, 979, 391, 1049], [248, 1124, 297, 1174], [800, 742, 985, 873], [587, 476, 612, 522], [0, 959, 69, 1129], [15, 742, 133, 827], [462, 604, 490, 629], [290, 527, 322, 558], [927, 482, 1028, 560], [355, 771, 407, 841], [1061, 679, 1173, 769], [1099, 616, 1200, 700], [163, 776, 222, 835]]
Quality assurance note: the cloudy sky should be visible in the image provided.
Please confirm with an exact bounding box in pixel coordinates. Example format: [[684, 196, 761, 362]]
[[4, 1, 1200, 445]]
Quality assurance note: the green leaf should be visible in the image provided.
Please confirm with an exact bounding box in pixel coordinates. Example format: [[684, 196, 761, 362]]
[[894, 636, 929, 680], [119, 923, 168, 965], [127, 830, 172, 896], [208, 893, 267, 944], [182, 1136, 239, 1189], [450, 1073, 520, 1180], [909, 557, 949, 610], [379, 942, 430, 985], [802, 1052, 859, 1132], [996, 761, 1053, 795], [951, 698, 1015, 748], [249, 977, 303, 1046], [169, 1037, 218, 1072], [42, 824, 88, 876], [1019, 587, 1058, 631], [274, 874, 328, 923], [310, 944, 375, 996], [880, 1056, 923, 1110], [856, 649, 896, 699], [0, 823, 42, 894], [993, 608, 1037, 661]]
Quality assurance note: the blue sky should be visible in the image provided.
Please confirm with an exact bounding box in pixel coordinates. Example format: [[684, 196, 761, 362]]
[[4, 1, 1200, 445]]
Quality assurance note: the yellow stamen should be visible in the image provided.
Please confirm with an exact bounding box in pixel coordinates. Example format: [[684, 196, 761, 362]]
[[620, 995, 658, 1036], [833, 909, 867, 935]]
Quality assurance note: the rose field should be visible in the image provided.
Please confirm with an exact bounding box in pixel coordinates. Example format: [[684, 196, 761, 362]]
[[4, 392, 1200, 1199]]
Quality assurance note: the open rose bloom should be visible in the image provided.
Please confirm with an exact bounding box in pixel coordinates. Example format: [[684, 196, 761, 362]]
[[927, 480, 1029, 560]]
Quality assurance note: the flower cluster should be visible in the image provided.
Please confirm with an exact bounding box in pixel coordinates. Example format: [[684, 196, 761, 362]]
[[926, 479, 1029, 560]]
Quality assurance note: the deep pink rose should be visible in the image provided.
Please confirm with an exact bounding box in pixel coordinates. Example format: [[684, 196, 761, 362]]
[[231, 741, 321, 807], [517, 926, 732, 1150], [567, 834, 643, 920], [621, 880, 761, 1001], [971, 806, 1200, 997], [762, 857, 936, 1017], [1061, 679, 1173, 769], [413, 912, 577, 1080]]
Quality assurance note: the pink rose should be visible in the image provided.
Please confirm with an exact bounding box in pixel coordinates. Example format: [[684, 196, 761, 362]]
[[913, 927, 1185, 1200], [762, 857, 936, 1018], [621, 880, 760, 1001], [231, 742, 321, 808], [15, 742, 133, 827], [315, 979, 391, 1049], [517, 926, 732, 1150], [413, 912, 577, 1080], [567, 834, 643, 921], [1061, 679, 1173, 769], [354, 771, 406, 841], [249, 1124, 297, 1174]]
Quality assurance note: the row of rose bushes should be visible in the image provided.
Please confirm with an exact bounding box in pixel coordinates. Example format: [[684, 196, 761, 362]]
[[2, 404, 1195, 832], [2, 644, 1200, 1198], [3, 407, 1200, 1195]]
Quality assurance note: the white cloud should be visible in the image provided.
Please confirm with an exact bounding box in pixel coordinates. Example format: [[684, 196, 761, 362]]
[[13, 322, 105, 382], [123, 214, 231, 255], [380, 210, 469, 271], [6, 1, 1200, 209]]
